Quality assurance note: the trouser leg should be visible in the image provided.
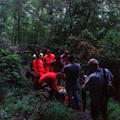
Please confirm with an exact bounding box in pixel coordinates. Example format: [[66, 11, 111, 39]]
[[66, 89, 72, 108], [82, 90, 86, 112], [91, 103, 99, 120], [45, 66, 50, 73], [101, 101, 108, 120], [38, 72, 43, 77], [33, 76, 40, 90], [72, 90, 80, 109]]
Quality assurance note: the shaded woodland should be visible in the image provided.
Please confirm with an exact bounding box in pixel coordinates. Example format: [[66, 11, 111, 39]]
[[0, 0, 120, 120]]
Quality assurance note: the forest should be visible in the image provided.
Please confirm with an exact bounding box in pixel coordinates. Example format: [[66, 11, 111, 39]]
[[0, 0, 120, 120]]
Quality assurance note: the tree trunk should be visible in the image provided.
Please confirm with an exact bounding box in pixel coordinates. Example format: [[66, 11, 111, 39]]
[[17, 7, 21, 44], [82, 0, 95, 30], [82, 10, 91, 30]]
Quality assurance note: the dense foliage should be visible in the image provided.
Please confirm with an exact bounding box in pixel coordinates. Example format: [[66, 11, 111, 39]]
[[0, 48, 27, 101], [108, 99, 120, 120], [0, 88, 79, 120], [0, 0, 119, 48], [0, 0, 120, 120]]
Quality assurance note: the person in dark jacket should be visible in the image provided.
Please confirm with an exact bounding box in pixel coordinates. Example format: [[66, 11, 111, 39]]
[[50, 56, 64, 73], [62, 55, 81, 110], [82, 58, 114, 120]]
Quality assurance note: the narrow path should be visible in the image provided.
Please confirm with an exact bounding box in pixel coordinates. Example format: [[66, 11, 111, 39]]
[[74, 108, 91, 120], [82, 110, 91, 120]]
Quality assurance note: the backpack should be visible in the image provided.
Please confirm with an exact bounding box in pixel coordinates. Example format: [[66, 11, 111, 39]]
[[103, 68, 115, 98]]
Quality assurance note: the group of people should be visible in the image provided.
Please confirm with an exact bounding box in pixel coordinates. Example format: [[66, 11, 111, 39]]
[[30, 49, 114, 120]]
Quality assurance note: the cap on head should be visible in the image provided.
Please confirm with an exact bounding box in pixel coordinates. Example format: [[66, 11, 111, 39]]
[[88, 58, 99, 65]]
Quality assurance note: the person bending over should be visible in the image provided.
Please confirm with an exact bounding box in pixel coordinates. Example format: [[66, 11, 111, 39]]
[[39, 72, 62, 97]]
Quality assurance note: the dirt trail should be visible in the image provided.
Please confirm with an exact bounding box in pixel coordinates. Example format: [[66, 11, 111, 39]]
[[74, 108, 91, 120], [82, 110, 91, 120]]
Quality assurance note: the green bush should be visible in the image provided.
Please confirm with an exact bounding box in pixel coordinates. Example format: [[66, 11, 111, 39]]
[[0, 90, 40, 119], [108, 99, 120, 120], [45, 102, 78, 120], [0, 52, 21, 81], [0, 48, 28, 102], [0, 89, 79, 120], [0, 48, 27, 86]]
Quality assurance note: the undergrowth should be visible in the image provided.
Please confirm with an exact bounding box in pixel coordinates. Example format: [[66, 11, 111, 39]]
[[108, 99, 120, 120], [0, 88, 79, 120]]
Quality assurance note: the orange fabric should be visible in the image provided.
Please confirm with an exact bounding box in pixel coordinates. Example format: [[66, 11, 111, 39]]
[[64, 96, 74, 105], [45, 66, 50, 73], [64, 96, 68, 105], [44, 53, 55, 73], [39, 72, 57, 91], [32, 58, 45, 77]]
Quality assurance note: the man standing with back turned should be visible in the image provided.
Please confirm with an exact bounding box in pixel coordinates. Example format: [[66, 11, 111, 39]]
[[82, 58, 114, 120], [62, 55, 81, 110]]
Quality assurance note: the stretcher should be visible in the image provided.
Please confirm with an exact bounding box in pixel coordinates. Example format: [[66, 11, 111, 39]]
[[57, 86, 75, 108]]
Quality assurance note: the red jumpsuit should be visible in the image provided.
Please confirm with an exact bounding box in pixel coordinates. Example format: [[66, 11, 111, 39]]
[[32, 58, 45, 77], [39, 72, 57, 91], [44, 53, 55, 73]]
